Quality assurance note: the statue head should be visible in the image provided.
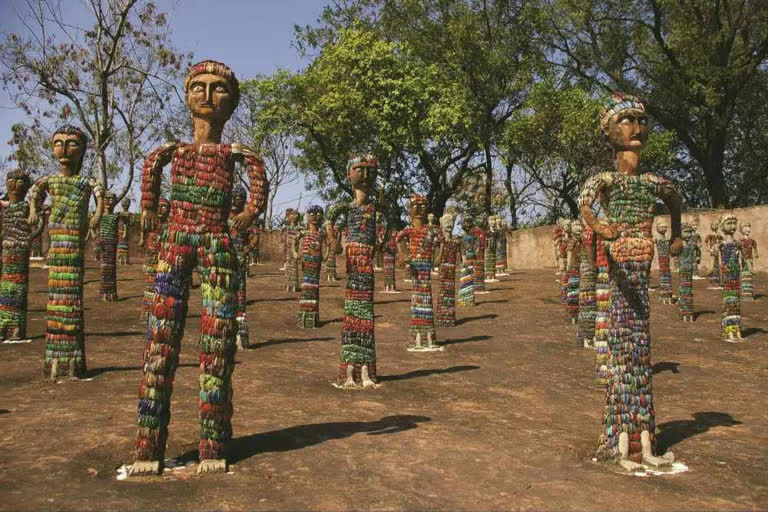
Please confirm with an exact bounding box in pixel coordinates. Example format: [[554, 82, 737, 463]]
[[561, 218, 572, 234], [5, 169, 31, 204], [710, 220, 720, 233], [690, 218, 699, 231], [232, 185, 247, 213], [51, 125, 88, 175], [740, 222, 751, 236], [306, 205, 323, 227], [570, 219, 582, 237], [286, 208, 298, 225], [185, 60, 239, 124], [681, 222, 693, 241], [719, 213, 737, 235], [427, 213, 436, 226], [121, 197, 131, 212], [158, 197, 170, 220], [440, 212, 455, 238], [488, 215, 498, 232], [104, 192, 117, 213], [599, 92, 648, 152], [346, 153, 377, 193], [409, 194, 428, 226], [462, 215, 474, 231], [656, 222, 668, 236]]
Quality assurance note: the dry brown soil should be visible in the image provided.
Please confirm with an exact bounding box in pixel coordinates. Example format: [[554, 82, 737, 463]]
[[1, 261, 767, 511]]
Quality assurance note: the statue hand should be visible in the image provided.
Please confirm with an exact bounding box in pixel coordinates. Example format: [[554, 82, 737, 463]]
[[669, 236, 683, 257], [595, 222, 618, 241], [141, 209, 159, 234], [28, 212, 39, 227], [89, 214, 102, 231], [231, 211, 256, 231]]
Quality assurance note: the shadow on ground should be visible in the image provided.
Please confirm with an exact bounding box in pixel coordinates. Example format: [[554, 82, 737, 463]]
[[379, 365, 480, 382], [656, 411, 741, 452]]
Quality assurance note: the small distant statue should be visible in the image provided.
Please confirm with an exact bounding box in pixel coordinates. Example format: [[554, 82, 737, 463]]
[[494, 216, 508, 276], [117, 197, 132, 265], [294, 205, 328, 328], [458, 216, 476, 307], [678, 222, 700, 322], [141, 197, 170, 319], [705, 220, 723, 288], [718, 213, 744, 342], [436, 212, 460, 327], [558, 219, 572, 301], [565, 220, 582, 323], [655, 221, 673, 304], [283, 208, 301, 292], [324, 220, 342, 282], [739, 222, 758, 301], [98, 192, 120, 302]]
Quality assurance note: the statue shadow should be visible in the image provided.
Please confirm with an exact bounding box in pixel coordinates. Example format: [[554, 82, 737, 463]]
[[477, 299, 508, 305], [652, 361, 680, 374], [379, 365, 480, 382], [455, 314, 498, 326], [117, 295, 143, 302], [176, 415, 431, 465], [0, 409, 8, 415], [376, 298, 410, 304], [246, 297, 295, 306], [540, 297, 561, 305], [441, 335, 493, 346], [694, 310, 715, 320], [87, 330, 143, 338], [248, 337, 333, 350], [742, 327, 768, 338], [85, 362, 201, 379], [656, 411, 741, 453]]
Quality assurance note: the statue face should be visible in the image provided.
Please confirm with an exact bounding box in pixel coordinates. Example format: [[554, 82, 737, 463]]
[[562, 220, 572, 234], [710, 221, 719, 232], [6, 175, 29, 203], [122, 199, 131, 211], [571, 222, 582, 236], [347, 163, 377, 191], [463, 217, 474, 231], [741, 224, 751, 236], [721, 217, 737, 234], [656, 223, 668, 235], [52, 133, 85, 173], [288, 211, 298, 224], [159, 203, 170, 218], [307, 210, 321, 226], [681, 225, 693, 241], [440, 214, 454, 237], [409, 201, 428, 224], [232, 194, 246, 212], [104, 195, 116, 212], [605, 110, 648, 151], [186, 73, 236, 123]]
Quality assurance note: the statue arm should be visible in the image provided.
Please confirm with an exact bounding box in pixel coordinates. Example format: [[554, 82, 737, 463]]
[[27, 176, 50, 225], [579, 173, 615, 241], [655, 176, 683, 256], [141, 142, 176, 214], [232, 144, 269, 221]]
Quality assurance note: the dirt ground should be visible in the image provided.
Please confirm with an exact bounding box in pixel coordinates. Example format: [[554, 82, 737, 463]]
[[1, 259, 767, 512]]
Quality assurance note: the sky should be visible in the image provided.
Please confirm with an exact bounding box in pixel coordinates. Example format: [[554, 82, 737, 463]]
[[0, 0, 325, 212]]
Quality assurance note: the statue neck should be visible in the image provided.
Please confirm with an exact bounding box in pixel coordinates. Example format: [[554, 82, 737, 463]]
[[614, 149, 641, 175], [193, 117, 224, 145]]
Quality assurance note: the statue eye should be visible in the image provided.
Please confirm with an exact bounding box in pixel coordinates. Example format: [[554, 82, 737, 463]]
[[215, 84, 229, 94], [191, 84, 204, 93]]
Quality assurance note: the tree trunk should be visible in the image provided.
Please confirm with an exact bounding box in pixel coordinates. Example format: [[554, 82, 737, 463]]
[[484, 144, 493, 216], [700, 118, 730, 208], [503, 165, 518, 230]]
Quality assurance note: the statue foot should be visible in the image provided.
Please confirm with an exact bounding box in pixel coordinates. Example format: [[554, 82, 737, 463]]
[[361, 365, 379, 388], [127, 460, 161, 477], [197, 459, 227, 474], [618, 459, 647, 471]]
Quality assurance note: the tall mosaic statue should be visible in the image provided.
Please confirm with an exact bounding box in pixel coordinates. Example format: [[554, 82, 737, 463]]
[[678, 222, 700, 322], [565, 220, 582, 323], [739, 222, 758, 301], [718, 214, 744, 342], [0, 170, 39, 342], [283, 208, 301, 292], [28, 125, 104, 380], [397, 195, 442, 351], [335, 154, 379, 389], [558, 220, 572, 301], [295, 205, 327, 328], [484, 215, 498, 283], [229, 186, 251, 348], [655, 221, 673, 304], [689, 218, 703, 278], [436, 213, 460, 327], [470, 217, 487, 294], [98, 193, 120, 301], [117, 197, 132, 265], [324, 220, 341, 282], [577, 225, 596, 347], [380, 223, 399, 293], [458, 216, 476, 307], [580, 92, 682, 470], [141, 197, 170, 319], [705, 220, 723, 288], [494, 216, 508, 276], [128, 61, 268, 476]]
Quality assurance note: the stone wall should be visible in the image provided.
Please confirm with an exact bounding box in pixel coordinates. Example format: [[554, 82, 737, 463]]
[[505, 203, 768, 273]]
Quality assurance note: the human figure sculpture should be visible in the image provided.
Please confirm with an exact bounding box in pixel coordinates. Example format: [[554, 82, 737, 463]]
[[739, 222, 758, 301], [140, 197, 170, 319], [324, 220, 342, 282], [335, 154, 379, 389], [294, 205, 328, 328], [494, 216, 508, 276], [458, 216, 476, 307], [436, 213, 459, 327], [397, 194, 443, 351], [678, 222, 700, 322], [98, 193, 120, 302], [248, 224, 261, 268], [484, 215, 498, 283], [229, 186, 251, 348], [718, 213, 744, 342], [427, 213, 441, 275], [580, 92, 682, 470], [553, 218, 566, 277], [655, 222, 673, 304], [593, 233, 610, 383], [374, 212, 386, 271], [689, 219, 703, 279], [380, 224, 399, 293], [558, 220, 572, 300], [128, 61, 268, 476], [28, 126, 104, 379], [117, 197, 132, 265], [0, 170, 41, 342], [577, 224, 596, 347], [705, 220, 723, 288], [283, 209, 301, 292], [29, 192, 49, 261], [565, 220, 582, 323], [470, 217, 487, 294]]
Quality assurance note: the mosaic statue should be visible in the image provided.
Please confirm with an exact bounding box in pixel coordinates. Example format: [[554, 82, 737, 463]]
[[470, 217, 487, 294], [494, 216, 508, 276], [428, 213, 441, 275], [98, 192, 120, 302], [577, 224, 596, 347], [283, 208, 301, 292], [718, 213, 744, 342], [335, 154, 379, 389], [0, 170, 39, 342], [324, 220, 341, 282], [458, 216, 476, 307], [558, 219, 572, 301], [678, 222, 700, 322], [739, 222, 757, 301], [117, 197, 132, 265], [28, 125, 104, 379], [580, 92, 682, 470], [29, 192, 49, 261], [655, 221, 673, 304], [705, 220, 723, 288], [248, 224, 261, 268], [484, 215, 498, 283], [141, 197, 170, 319], [397, 195, 442, 351], [565, 220, 582, 323], [553, 218, 566, 277], [593, 233, 610, 383], [294, 205, 327, 328], [436, 212, 459, 327], [375, 212, 386, 271], [129, 61, 268, 476], [380, 223, 399, 293], [689, 218, 703, 278], [229, 186, 251, 348]]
